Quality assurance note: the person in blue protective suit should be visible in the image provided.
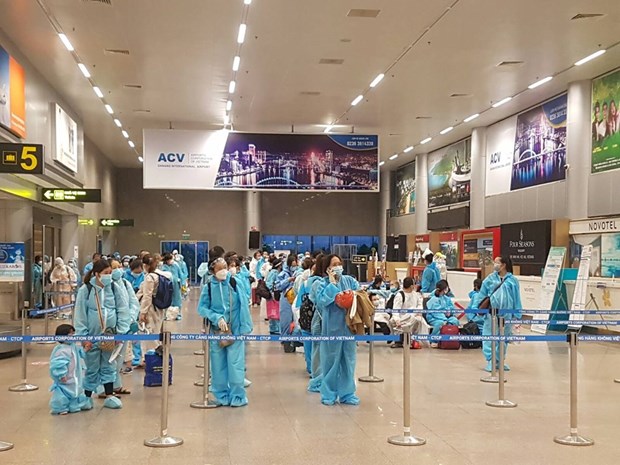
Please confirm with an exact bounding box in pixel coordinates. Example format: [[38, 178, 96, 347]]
[[426, 280, 460, 344], [313, 254, 360, 406], [294, 257, 317, 374], [307, 254, 327, 392], [49, 324, 89, 415], [123, 259, 145, 367], [466, 278, 485, 332], [420, 253, 441, 297], [276, 254, 300, 353], [265, 257, 282, 335], [173, 250, 189, 297], [74, 258, 131, 410], [32, 255, 44, 308], [161, 253, 183, 320], [198, 257, 253, 407], [82, 252, 101, 280], [473, 256, 522, 372]]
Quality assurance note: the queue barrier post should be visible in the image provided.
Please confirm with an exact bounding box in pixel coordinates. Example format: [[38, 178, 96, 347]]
[[0, 441, 14, 452], [359, 314, 384, 383], [481, 308, 504, 384], [486, 316, 516, 408], [554, 332, 594, 446], [191, 321, 219, 409], [387, 331, 426, 447], [9, 307, 38, 393], [145, 331, 183, 448]]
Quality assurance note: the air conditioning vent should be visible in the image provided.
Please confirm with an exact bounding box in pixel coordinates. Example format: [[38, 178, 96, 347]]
[[82, 0, 112, 5], [133, 109, 151, 113], [319, 58, 344, 65], [347, 9, 380, 18], [416, 116, 432, 120], [571, 13, 605, 20], [104, 49, 130, 55], [300, 91, 321, 96], [124, 84, 142, 89], [450, 93, 471, 98], [340, 38, 352, 43], [496, 60, 524, 68]]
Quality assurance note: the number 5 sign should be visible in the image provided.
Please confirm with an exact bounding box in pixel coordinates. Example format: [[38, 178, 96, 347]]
[[0, 143, 44, 175]]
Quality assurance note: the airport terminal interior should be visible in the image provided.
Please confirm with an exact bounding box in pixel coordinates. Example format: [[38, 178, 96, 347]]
[[1, 1, 620, 464]]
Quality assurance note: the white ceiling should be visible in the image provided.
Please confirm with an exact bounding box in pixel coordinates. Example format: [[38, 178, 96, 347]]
[[0, 0, 619, 169]]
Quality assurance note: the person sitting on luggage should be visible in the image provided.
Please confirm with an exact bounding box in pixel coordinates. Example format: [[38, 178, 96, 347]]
[[466, 278, 485, 332], [426, 280, 460, 346], [389, 278, 428, 349], [369, 293, 391, 337], [366, 275, 384, 293]]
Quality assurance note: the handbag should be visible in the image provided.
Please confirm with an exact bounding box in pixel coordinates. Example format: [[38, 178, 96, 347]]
[[285, 287, 296, 305], [335, 290, 354, 311], [219, 283, 235, 348], [256, 279, 272, 300], [94, 286, 117, 353], [478, 278, 506, 311]]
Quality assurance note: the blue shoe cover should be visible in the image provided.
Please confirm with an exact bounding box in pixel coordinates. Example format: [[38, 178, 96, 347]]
[[103, 396, 123, 409]]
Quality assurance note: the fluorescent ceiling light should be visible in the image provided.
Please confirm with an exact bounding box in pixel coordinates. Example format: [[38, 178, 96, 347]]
[[403, 146, 414, 153], [389, 153, 398, 160], [58, 33, 74, 51], [92, 86, 104, 98], [492, 96, 512, 108], [351, 95, 364, 106], [114, 119, 122, 127], [237, 24, 247, 43], [464, 113, 480, 123], [77, 63, 91, 78], [420, 137, 432, 145], [128, 141, 135, 148], [138, 156, 144, 163], [528, 76, 553, 89], [232, 56, 241, 71], [440, 126, 454, 135], [224, 114, 230, 125], [229, 80, 236, 93], [379, 161, 385, 166], [575, 49, 606, 66], [323, 125, 333, 133], [122, 130, 129, 138], [244, 0, 252, 4], [104, 104, 114, 114], [370, 73, 384, 88], [226, 100, 233, 111]]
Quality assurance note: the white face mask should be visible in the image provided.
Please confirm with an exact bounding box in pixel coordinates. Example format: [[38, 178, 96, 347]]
[[215, 269, 228, 281], [229, 268, 237, 276], [493, 263, 501, 272]]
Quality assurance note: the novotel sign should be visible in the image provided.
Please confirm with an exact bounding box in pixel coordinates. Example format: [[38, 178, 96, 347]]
[[569, 217, 620, 235]]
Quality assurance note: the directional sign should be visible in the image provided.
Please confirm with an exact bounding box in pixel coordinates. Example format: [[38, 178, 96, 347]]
[[99, 219, 134, 228], [41, 188, 102, 203], [351, 255, 368, 265], [0, 143, 44, 175], [78, 218, 95, 226]]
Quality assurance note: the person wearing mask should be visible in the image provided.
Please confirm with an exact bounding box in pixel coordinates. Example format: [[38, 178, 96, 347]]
[[137, 254, 171, 355], [420, 253, 441, 303], [249, 251, 262, 306], [32, 255, 44, 308], [82, 253, 101, 278], [473, 256, 522, 372], [198, 257, 252, 407], [294, 257, 318, 374], [121, 256, 131, 270], [366, 275, 384, 293], [369, 293, 391, 337], [50, 258, 77, 308], [466, 278, 485, 332], [49, 324, 89, 415], [276, 254, 300, 353], [426, 280, 459, 347], [67, 258, 82, 287], [265, 257, 282, 335], [172, 250, 189, 298], [389, 277, 427, 349], [124, 259, 145, 367], [74, 258, 131, 410], [161, 253, 183, 321], [312, 254, 360, 406]]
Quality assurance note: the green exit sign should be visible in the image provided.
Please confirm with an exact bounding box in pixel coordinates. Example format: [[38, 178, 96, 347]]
[[42, 188, 101, 203], [99, 219, 134, 227]]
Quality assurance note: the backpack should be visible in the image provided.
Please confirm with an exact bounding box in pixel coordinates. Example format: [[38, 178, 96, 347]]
[[385, 290, 405, 310], [298, 294, 315, 331], [255, 279, 272, 300], [152, 272, 173, 310], [459, 320, 482, 349]]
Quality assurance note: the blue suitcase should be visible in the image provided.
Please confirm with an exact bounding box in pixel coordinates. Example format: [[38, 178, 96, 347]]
[[144, 352, 173, 387]]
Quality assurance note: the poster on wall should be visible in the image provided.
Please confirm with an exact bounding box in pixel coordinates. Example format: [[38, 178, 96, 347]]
[[440, 241, 459, 269], [601, 233, 620, 278], [500, 220, 551, 265], [592, 68, 620, 174], [0, 45, 26, 138], [463, 238, 494, 269], [393, 161, 415, 215], [427, 139, 471, 208], [144, 129, 379, 191], [486, 94, 567, 195], [53, 104, 78, 173], [0, 242, 25, 282]]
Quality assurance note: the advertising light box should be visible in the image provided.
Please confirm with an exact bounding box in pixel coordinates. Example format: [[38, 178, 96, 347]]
[[0, 44, 26, 138]]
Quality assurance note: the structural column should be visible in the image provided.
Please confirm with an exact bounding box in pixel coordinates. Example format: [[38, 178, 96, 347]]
[[379, 169, 391, 253], [245, 191, 261, 254], [566, 80, 591, 220], [470, 127, 487, 229], [415, 154, 428, 234]]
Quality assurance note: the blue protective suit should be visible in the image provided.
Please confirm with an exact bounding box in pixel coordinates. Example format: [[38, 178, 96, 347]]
[[473, 272, 522, 363], [314, 275, 360, 405], [162, 262, 183, 308], [49, 343, 88, 414], [122, 270, 144, 364], [32, 263, 43, 306], [276, 268, 297, 337], [296, 275, 320, 375], [198, 273, 252, 407], [177, 257, 189, 283], [466, 290, 485, 332], [426, 294, 459, 335], [82, 262, 94, 279], [265, 268, 280, 333], [421, 262, 441, 294], [74, 278, 131, 392], [124, 269, 145, 293]]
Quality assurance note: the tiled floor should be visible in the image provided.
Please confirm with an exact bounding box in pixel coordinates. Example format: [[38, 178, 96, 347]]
[[1, 293, 620, 465]]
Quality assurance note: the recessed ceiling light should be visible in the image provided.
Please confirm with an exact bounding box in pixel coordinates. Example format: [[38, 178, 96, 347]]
[[93, 86, 104, 98], [104, 104, 114, 114], [128, 141, 135, 148], [114, 119, 122, 127], [78, 63, 90, 78], [351, 95, 364, 106], [226, 100, 233, 111], [370, 73, 384, 88], [389, 154, 398, 160], [440, 126, 454, 135], [319, 58, 345, 65], [492, 97, 512, 108], [237, 24, 247, 44], [404, 146, 414, 153], [379, 161, 385, 166], [229, 81, 236, 93], [233, 56, 241, 72], [420, 137, 432, 145], [122, 130, 129, 138], [464, 113, 480, 123], [528, 76, 553, 89], [58, 33, 74, 51], [138, 156, 144, 163], [575, 49, 606, 66]]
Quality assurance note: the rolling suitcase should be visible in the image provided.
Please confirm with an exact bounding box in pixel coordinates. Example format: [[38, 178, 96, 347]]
[[144, 352, 173, 387], [438, 324, 461, 350]]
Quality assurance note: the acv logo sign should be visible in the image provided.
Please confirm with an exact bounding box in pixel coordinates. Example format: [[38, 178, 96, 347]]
[[489, 151, 502, 164], [158, 152, 186, 163]]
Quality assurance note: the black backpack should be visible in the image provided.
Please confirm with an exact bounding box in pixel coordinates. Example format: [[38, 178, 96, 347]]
[[459, 320, 482, 349], [152, 272, 173, 310], [385, 290, 405, 310], [298, 294, 315, 331]]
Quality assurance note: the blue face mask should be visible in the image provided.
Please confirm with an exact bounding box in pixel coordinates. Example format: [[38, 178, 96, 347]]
[[391, 287, 399, 293], [290, 266, 298, 272], [99, 274, 112, 287], [131, 271, 142, 278], [331, 266, 344, 277], [111, 269, 123, 281]]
